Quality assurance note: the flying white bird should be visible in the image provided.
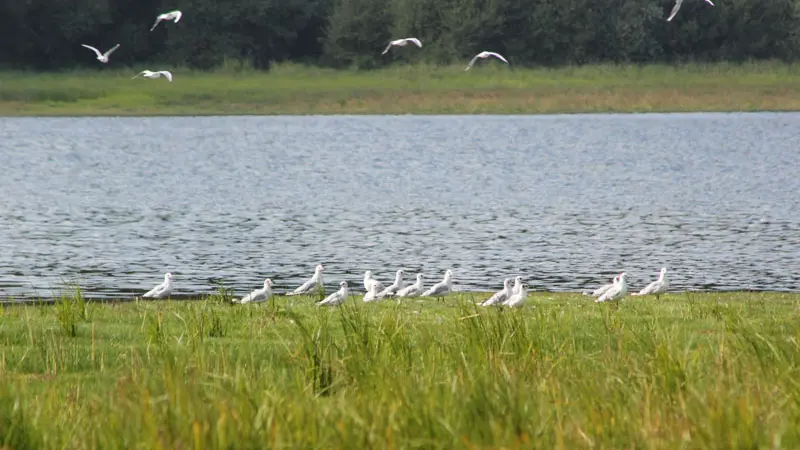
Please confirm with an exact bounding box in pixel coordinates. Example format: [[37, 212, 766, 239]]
[[422, 269, 453, 299], [503, 283, 528, 308], [667, 0, 714, 22], [287, 264, 325, 296], [363, 270, 385, 293], [81, 44, 120, 64], [317, 281, 348, 306], [142, 272, 173, 299], [362, 282, 380, 303], [481, 278, 513, 306], [596, 273, 629, 303], [237, 279, 273, 304], [396, 273, 424, 298], [632, 268, 669, 300], [151, 10, 183, 31], [132, 70, 173, 82], [377, 269, 405, 298], [381, 38, 422, 55], [584, 275, 620, 297], [464, 51, 509, 71]]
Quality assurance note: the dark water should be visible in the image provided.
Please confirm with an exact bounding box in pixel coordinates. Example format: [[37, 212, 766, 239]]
[[1, 114, 798, 300]]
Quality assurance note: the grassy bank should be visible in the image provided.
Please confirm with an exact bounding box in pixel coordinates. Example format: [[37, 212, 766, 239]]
[[1, 290, 799, 448], [1, 62, 800, 115]]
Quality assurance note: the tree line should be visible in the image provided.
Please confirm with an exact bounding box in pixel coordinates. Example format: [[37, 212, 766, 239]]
[[0, 0, 798, 71]]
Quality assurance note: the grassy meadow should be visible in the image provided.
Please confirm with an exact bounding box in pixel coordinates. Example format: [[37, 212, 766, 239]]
[[2, 62, 800, 115], [1, 289, 800, 448]]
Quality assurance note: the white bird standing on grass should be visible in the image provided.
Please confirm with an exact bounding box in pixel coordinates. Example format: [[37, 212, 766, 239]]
[[511, 276, 524, 295], [381, 38, 422, 55], [142, 272, 173, 299], [422, 269, 453, 299], [632, 268, 669, 300], [480, 278, 512, 306], [81, 44, 120, 63], [363, 270, 385, 293], [151, 10, 183, 31], [585, 274, 620, 297], [464, 51, 509, 71], [596, 273, 629, 303], [236, 279, 272, 304], [362, 282, 380, 303], [317, 281, 348, 306], [132, 70, 173, 82], [287, 264, 325, 296], [667, 0, 714, 22], [377, 269, 405, 298], [503, 283, 528, 308], [396, 273, 424, 298]]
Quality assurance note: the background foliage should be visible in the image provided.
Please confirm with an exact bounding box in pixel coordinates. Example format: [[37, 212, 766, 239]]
[[0, 0, 798, 70]]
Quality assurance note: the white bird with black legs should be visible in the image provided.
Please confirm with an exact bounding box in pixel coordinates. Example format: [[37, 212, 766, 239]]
[[151, 10, 183, 31], [363, 270, 385, 293], [381, 38, 422, 55], [464, 51, 509, 71], [632, 268, 669, 300], [237, 279, 272, 304], [132, 70, 173, 82], [503, 283, 528, 308], [377, 269, 405, 298], [396, 273, 424, 298], [81, 44, 120, 63], [511, 276, 524, 295], [481, 278, 512, 306], [142, 272, 173, 299], [422, 269, 453, 299], [585, 274, 619, 297], [596, 273, 629, 303], [287, 264, 325, 296], [317, 281, 348, 306], [362, 282, 380, 303], [667, 0, 714, 22]]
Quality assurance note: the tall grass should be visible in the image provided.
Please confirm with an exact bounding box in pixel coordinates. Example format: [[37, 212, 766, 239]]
[[1, 61, 800, 115], [0, 291, 799, 447]]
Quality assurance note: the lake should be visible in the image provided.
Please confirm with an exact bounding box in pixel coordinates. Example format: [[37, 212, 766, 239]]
[[1, 113, 798, 300]]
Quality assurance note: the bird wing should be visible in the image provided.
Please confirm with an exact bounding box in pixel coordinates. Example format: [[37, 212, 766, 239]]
[[481, 289, 507, 306], [381, 42, 394, 55], [143, 281, 168, 298], [150, 17, 163, 31], [408, 38, 422, 48], [173, 11, 183, 22], [488, 52, 509, 64], [667, 0, 683, 21], [288, 277, 316, 295], [590, 282, 613, 297], [131, 71, 146, 79], [159, 71, 173, 82], [103, 44, 120, 57], [81, 45, 103, 57], [703, 0, 714, 5], [464, 54, 481, 71], [636, 281, 659, 296]]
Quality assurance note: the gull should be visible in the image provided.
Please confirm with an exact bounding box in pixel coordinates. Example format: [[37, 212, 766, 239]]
[[317, 281, 348, 307], [396, 273, 424, 298], [632, 268, 669, 300], [422, 269, 453, 299], [81, 44, 120, 64], [287, 264, 324, 296], [667, 0, 714, 22], [237, 279, 272, 304], [363, 270, 385, 293], [377, 269, 405, 298], [511, 276, 524, 295], [584, 275, 620, 297], [151, 10, 183, 31], [464, 51, 509, 71], [132, 70, 173, 82], [503, 283, 528, 308], [142, 272, 173, 299], [381, 38, 422, 55], [596, 273, 629, 303], [362, 282, 380, 303], [480, 278, 512, 306]]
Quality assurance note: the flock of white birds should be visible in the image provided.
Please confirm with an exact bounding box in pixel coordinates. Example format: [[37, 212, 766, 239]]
[[140, 266, 670, 309], [80, 0, 713, 80]]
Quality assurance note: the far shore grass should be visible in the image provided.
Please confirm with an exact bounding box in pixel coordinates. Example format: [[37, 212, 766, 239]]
[[1, 289, 800, 448], [1, 61, 800, 116]]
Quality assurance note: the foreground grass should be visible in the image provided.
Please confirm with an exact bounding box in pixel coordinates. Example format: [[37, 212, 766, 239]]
[[1, 290, 799, 448], [1, 62, 800, 115]]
